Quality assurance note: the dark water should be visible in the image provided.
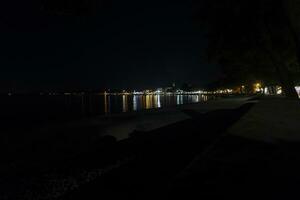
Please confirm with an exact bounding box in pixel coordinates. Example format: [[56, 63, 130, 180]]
[[106, 94, 209, 113], [0, 94, 210, 129]]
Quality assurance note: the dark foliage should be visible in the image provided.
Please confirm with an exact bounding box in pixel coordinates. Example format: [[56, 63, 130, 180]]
[[196, 0, 300, 97]]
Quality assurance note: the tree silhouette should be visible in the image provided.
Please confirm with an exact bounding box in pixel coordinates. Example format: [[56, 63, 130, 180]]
[[197, 0, 300, 98]]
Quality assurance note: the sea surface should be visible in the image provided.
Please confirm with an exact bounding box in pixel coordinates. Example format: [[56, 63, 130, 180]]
[[0, 94, 211, 129]]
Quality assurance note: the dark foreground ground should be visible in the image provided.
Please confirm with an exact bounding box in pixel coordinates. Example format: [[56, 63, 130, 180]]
[[3, 97, 300, 199], [56, 103, 254, 200]]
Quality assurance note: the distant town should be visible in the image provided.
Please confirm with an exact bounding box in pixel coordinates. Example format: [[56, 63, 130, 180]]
[[3, 82, 300, 97]]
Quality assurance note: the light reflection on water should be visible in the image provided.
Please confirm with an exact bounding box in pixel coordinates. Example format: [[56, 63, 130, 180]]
[[157, 95, 161, 108], [0, 94, 212, 124], [122, 95, 128, 112], [103, 94, 209, 114], [177, 95, 183, 105]]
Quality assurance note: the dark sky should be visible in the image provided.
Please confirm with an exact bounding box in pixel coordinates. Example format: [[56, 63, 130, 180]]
[[0, 0, 219, 92]]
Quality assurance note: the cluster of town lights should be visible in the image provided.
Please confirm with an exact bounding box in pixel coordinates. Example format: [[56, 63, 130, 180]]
[[132, 90, 207, 95], [6, 82, 299, 96]]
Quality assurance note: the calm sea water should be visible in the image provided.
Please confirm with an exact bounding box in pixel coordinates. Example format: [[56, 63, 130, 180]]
[[104, 94, 210, 113], [0, 94, 211, 129]]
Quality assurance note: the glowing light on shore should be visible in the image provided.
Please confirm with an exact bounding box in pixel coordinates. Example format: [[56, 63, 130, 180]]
[[277, 87, 282, 95], [254, 82, 263, 93]]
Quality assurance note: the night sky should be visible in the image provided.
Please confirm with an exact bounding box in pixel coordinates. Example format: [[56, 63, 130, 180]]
[[0, 0, 219, 92]]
